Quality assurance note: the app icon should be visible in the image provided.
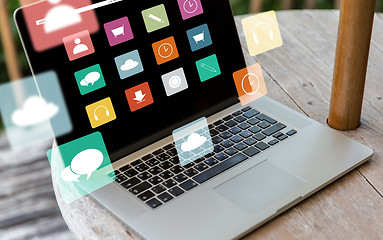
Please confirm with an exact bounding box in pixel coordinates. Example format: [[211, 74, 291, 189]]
[[152, 37, 179, 65], [233, 63, 267, 106], [173, 117, 213, 166], [162, 68, 189, 97], [196, 54, 221, 82], [114, 50, 144, 80], [142, 4, 170, 33], [63, 30, 95, 61], [242, 10, 283, 56], [177, 0, 204, 20], [186, 24, 212, 52], [104, 17, 134, 47], [125, 82, 154, 112], [74, 64, 106, 95], [47, 132, 114, 203], [86, 97, 117, 128]]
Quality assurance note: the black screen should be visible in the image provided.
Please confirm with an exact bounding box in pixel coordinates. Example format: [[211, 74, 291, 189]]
[[15, 0, 246, 161]]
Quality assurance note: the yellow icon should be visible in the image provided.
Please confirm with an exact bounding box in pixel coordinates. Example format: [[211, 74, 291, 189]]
[[242, 10, 283, 56], [86, 97, 117, 129]]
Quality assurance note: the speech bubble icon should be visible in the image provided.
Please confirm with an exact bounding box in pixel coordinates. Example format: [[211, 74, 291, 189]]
[[70, 149, 103, 180], [80, 72, 100, 86], [61, 166, 80, 182]]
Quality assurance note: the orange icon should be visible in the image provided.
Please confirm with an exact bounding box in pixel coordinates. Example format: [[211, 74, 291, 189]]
[[233, 63, 267, 106], [152, 36, 179, 65]]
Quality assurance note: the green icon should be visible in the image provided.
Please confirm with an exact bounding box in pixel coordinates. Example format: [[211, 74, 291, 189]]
[[74, 64, 106, 95], [142, 4, 170, 33], [196, 54, 221, 82], [47, 132, 114, 203]]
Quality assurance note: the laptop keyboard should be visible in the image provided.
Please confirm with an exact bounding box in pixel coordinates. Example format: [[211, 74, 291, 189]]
[[111, 106, 297, 209]]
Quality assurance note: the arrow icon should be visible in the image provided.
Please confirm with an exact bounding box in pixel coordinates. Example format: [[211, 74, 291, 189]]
[[133, 90, 146, 102]]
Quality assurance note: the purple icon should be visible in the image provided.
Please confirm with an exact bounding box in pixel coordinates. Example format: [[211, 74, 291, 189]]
[[104, 17, 134, 47], [177, 0, 204, 20]]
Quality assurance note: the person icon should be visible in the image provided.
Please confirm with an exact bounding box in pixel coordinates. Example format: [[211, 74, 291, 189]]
[[44, 0, 82, 33], [73, 38, 89, 55]]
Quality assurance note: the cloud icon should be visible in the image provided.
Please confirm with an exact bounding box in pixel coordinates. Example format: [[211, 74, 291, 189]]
[[11, 95, 59, 127], [181, 133, 207, 152], [120, 59, 139, 71]]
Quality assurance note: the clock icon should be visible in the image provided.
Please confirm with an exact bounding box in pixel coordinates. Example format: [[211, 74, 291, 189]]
[[183, 0, 198, 14], [158, 43, 174, 58], [241, 73, 260, 95]]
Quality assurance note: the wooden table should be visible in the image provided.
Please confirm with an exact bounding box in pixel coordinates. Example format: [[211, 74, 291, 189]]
[[31, 10, 383, 239]]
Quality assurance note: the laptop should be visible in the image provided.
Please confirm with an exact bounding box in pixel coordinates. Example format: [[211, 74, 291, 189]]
[[15, 0, 373, 239]]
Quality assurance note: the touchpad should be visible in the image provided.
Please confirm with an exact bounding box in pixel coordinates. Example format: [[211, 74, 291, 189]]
[[214, 161, 306, 214]]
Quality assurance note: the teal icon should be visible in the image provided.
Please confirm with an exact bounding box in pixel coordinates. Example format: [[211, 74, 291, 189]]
[[74, 64, 106, 95], [47, 132, 114, 203], [196, 54, 221, 82]]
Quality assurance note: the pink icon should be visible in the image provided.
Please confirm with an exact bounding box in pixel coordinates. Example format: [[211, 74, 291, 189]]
[[63, 30, 95, 61], [104, 17, 134, 47], [177, 0, 204, 20]]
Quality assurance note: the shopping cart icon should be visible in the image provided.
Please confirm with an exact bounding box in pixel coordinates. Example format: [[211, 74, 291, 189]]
[[111, 25, 125, 38], [193, 32, 205, 43]]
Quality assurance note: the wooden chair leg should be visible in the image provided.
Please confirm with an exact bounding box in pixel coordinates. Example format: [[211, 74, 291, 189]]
[[282, 0, 293, 10], [305, 0, 317, 9], [334, 0, 342, 9], [249, 0, 262, 13]]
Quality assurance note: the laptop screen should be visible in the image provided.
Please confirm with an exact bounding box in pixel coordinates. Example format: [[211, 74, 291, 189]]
[[15, 0, 246, 161]]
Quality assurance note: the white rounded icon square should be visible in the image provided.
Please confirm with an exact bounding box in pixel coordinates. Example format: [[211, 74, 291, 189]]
[[161, 68, 188, 97]]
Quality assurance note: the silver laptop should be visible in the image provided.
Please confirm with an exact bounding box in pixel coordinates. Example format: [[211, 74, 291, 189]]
[[15, 0, 373, 239]]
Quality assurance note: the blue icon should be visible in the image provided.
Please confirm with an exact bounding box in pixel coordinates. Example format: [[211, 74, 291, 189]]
[[114, 50, 144, 80], [173, 117, 213, 166], [186, 24, 212, 52]]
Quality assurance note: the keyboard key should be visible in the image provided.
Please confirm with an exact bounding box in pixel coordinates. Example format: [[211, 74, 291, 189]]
[[229, 127, 242, 135], [179, 180, 198, 191], [214, 145, 225, 153], [224, 148, 238, 156], [253, 133, 266, 141], [115, 174, 127, 183], [184, 168, 198, 177], [157, 153, 170, 162], [152, 185, 166, 194], [160, 170, 174, 179], [153, 149, 165, 155], [213, 120, 224, 126], [247, 118, 260, 125], [149, 166, 163, 175], [169, 157, 180, 165], [183, 162, 195, 169], [138, 190, 154, 201], [244, 109, 260, 118], [208, 124, 214, 130], [232, 110, 242, 116], [219, 132, 233, 139], [124, 169, 138, 178], [223, 115, 233, 121], [166, 148, 177, 157], [158, 192, 174, 203], [130, 182, 151, 195], [142, 154, 153, 161], [255, 142, 270, 151], [131, 159, 142, 166], [244, 138, 257, 146], [286, 129, 297, 136], [146, 198, 162, 209], [216, 125, 229, 132], [147, 158, 160, 167], [262, 123, 287, 136], [212, 136, 223, 144], [204, 152, 215, 158], [238, 122, 251, 130], [193, 153, 248, 184], [268, 139, 279, 146], [170, 166, 184, 174], [149, 177, 163, 185], [240, 130, 252, 138], [121, 177, 140, 189], [215, 153, 228, 161], [174, 173, 188, 183], [137, 172, 152, 181], [234, 143, 248, 151], [163, 144, 174, 150], [135, 163, 149, 172], [278, 135, 288, 141], [119, 165, 131, 172], [195, 163, 209, 172], [273, 132, 283, 138], [243, 147, 261, 157], [205, 158, 219, 166], [249, 126, 261, 134], [230, 135, 243, 143], [258, 121, 271, 129], [221, 140, 234, 148], [163, 179, 177, 188], [210, 129, 219, 137], [234, 116, 247, 123], [159, 161, 173, 170], [241, 106, 252, 112], [225, 120, 238, 128], [169, 187, 185, 197], [256, 114, 277, 124]]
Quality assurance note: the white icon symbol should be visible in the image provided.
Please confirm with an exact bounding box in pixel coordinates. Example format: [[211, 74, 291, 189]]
[[200, 63, 217, 73], [181, 132, 206, 152], [61, 149, 103, 182], [147, 13, 165, 23], [73, 38, 89, 55], [193, 32, 205, 44], [44, 0, 81, 33], [242, 73, 260, 95], [120, 59, 139, 71], [80, 72, 100, 86], [133, 90, 146, 103], [93, 106, 110, 121], [183, 0, 198, 14], [111, 25, 125, 38], [169, 76, 182, 89], [253, 22, 274, 45], [158, 43, 173, 58], [11, 95, 59, 127]]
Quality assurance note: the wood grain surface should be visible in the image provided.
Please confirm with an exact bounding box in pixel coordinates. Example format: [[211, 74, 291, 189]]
[[1, 10, 382, 240]]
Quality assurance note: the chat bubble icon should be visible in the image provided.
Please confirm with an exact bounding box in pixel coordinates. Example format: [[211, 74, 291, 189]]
[[61, 166, 81, 182], [70, 149, 104, 180], [80, 71, 100, 86]]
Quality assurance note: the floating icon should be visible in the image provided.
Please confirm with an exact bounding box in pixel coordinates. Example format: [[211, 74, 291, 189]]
[[80, 72, 100, 86], [162, 68, 189, 96], [200, 63, 216, 73], [147, 13, 164, 23], [111, 26, 124, 37], [115, 50, 144, 79], [196, 54, 221, 82], [75, 64, 106, 95], [253, 22, 273, 45], [44, 0, 81, 33], [86, 97, 116, 128], [121, 59, 139, 71], [125, 82, 154, 112], [63, 30, 95, 61], [181, 133, 206, 152], [178, 0, 204, 20], [133, 90, 146, 103], [193, 32, 205, 43], [104, 17, 134, 46], [152, 37, 179, 65], [187, 24, 212, 52], [142, 4, 170, 33]]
